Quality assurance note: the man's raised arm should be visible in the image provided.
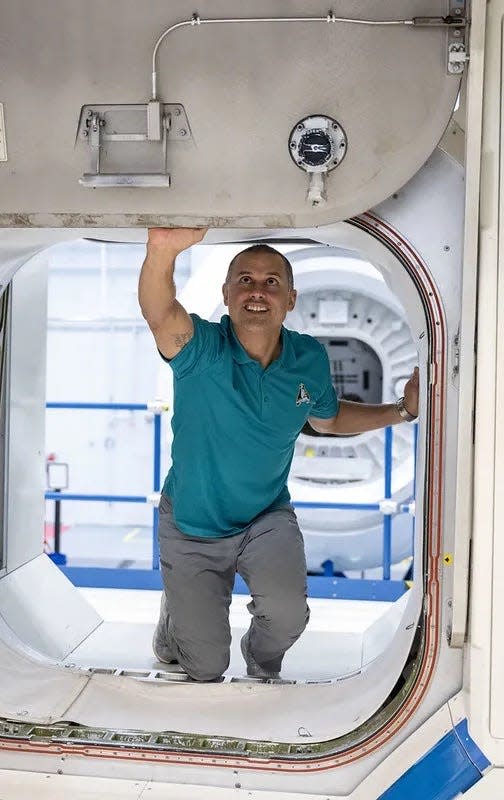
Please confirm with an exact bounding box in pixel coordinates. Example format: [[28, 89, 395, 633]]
[[138, 227, 207, 359]]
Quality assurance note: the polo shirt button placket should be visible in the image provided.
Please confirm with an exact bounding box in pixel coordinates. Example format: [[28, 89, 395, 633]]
[[262, 375, 272, 419]]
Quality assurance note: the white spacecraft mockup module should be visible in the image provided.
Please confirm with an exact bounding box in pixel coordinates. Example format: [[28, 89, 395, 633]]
[[1, 1, 504, 798]]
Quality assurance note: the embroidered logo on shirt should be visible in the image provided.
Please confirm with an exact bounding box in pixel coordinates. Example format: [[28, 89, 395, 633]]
[[296, 383, 311, 406]]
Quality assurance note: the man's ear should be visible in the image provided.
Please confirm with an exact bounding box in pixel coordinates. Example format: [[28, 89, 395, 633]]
[[288, 289, 297, 311], [222, 283, 229, 306]]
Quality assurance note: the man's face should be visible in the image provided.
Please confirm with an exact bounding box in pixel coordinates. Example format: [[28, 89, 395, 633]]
[[222, 251, 297, 332]]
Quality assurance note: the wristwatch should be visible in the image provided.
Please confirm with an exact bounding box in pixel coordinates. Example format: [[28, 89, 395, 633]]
[[395, 396, 417, 422]]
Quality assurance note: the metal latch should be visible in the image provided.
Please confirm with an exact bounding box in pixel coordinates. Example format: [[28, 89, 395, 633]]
[[76, 104, 192, 188], [448, 43, 469, 74], [446, 4, 468, 74], [451, 330, 460, 382]]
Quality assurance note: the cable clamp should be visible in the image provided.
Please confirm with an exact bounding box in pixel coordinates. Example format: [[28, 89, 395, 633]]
[[191, 13, 201, 25], [448, 42, 469, 73], [147, 399, 171, 413], [379, 499, 398, 515]]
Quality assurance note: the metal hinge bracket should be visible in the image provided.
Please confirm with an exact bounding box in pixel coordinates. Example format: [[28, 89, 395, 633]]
[[446, 4, 468, 74], [76, 104, 192, 188]]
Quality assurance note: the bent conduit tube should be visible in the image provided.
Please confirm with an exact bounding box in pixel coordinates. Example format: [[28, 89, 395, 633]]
[[150, 11, 423, 100]]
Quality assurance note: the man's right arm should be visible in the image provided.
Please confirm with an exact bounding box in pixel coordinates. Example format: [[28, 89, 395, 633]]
[[138, 227, 207, 359]]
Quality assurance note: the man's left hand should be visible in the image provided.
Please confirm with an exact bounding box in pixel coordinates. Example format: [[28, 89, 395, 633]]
[[403, 367, 419, 417]]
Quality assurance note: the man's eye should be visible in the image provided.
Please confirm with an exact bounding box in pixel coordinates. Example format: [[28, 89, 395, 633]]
[[267, 278, 278, 285]]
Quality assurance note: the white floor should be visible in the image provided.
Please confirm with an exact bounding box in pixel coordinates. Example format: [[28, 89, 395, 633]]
[[68, 589, 394, 682]]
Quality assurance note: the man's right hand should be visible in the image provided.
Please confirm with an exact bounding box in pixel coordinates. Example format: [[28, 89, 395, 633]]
[[147, 227, 208, 256]]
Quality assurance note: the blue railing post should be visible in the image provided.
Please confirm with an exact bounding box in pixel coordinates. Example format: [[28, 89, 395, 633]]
[[382, 426, 393, 581], [152, 413, 162, 570]]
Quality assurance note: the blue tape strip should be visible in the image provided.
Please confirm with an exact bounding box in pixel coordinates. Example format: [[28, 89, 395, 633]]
[[379, 718, 490, 800]]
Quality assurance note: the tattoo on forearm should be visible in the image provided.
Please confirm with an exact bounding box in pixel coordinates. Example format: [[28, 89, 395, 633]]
[[173, 332, 192, 349]]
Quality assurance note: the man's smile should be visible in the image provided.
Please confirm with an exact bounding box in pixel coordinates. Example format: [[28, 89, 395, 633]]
[[244, 303, 269, 312]]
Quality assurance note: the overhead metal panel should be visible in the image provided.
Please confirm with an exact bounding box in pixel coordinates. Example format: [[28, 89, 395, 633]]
[[0, 0, 462, 227]]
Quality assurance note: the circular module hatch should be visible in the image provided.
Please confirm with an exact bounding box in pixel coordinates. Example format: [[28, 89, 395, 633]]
[[286, 278, 416, 574]]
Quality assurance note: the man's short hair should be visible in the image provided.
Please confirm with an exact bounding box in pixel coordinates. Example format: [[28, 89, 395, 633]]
[[225, 244, 294, 290]]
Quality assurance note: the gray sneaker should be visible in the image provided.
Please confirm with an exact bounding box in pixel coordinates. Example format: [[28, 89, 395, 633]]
[[240, 631, 280, 680], [152, 592, 178, 664]]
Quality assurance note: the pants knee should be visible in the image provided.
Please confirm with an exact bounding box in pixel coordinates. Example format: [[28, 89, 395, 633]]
[[257, 597, 310, 637], [286, 599, 310, 635]]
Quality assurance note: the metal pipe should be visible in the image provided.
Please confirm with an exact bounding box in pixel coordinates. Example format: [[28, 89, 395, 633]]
[[151, 10, 422, 100], [45, 492, 147, 503], [46, 402, 148, 411], [382, 426, 393, 580], [44, 493, 414, 513], [53, 488, 62, 553], [152, 414, 162, 570], [294, 501, 382, 511]]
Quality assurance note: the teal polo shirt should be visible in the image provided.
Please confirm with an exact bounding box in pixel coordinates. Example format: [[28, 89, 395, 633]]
[[160, 314, 339, 538]]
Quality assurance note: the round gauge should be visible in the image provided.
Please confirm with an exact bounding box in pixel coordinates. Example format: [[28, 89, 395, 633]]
[[289, 115, 347, 173]]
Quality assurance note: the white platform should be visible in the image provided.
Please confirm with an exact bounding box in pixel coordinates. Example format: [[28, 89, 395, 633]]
[[68, 589, 393, 682]]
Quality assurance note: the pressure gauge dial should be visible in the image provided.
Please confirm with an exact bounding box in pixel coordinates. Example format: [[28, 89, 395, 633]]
[[289, 115, 347, 173]]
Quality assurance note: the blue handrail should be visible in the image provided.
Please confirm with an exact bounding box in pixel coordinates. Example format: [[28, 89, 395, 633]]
[[46, 402, 148, 410], [383, 425, 393, 580], [45, 402, 417, 585]]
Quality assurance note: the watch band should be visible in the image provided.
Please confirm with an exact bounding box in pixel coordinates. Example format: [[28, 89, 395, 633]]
[[395, 396, 417, 422]]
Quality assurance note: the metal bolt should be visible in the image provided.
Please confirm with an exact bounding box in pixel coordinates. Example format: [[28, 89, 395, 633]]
[[290, 142, 296, 148], [82, 130, 88, 137], [443, 245, 450, 252], [332, 122, 338, 129], [453, 29, 461, 36], [454, 7, 462, 14], [340, 141, 345, 148], [178, 129, 187, 136], [174, 108, 181, 116], [87, 110, 93, 117], [297, 124, 304, 131]]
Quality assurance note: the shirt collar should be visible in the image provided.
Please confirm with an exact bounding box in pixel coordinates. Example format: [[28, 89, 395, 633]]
[[222, 315, 295, 370]]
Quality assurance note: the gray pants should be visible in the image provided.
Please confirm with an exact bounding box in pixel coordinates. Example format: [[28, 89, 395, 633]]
[[156, 494, 310, 681]]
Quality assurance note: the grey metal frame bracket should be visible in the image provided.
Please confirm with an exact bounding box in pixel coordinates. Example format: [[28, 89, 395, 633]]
[[76, 104, 192, 188], [447, 4, 468, 74]]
